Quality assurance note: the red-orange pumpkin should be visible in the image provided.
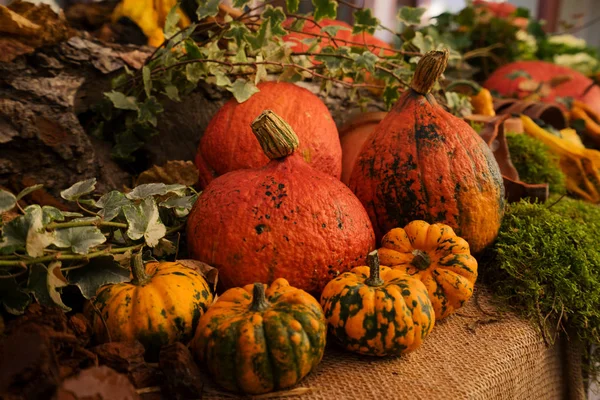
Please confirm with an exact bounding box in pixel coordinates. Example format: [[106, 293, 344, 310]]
[[283, 18, 393, 56], [187, 110, 376, 294], [195, 81, 342, 188], [348, 50, 505, 254], [484, 60, 600, 115]]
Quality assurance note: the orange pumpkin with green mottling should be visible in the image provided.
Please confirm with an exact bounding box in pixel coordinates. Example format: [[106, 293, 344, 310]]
[[320, 250, 435, 356], [378, 220, 478, 320], [347, 49, 505, 253], [84, 255, 213, 360], [191, 278, 326, 395]]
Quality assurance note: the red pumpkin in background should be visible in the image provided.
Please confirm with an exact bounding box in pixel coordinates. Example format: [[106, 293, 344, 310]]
[[484, 61, 600, 115], [283, 18, 394, 56], [473, 0, 517, 18], [195, 81, 342, 188], [187, 110, 376, 295], [348, 49, 505, 254]]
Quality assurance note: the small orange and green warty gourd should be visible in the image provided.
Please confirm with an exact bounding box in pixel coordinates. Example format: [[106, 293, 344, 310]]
[[84, 252, 213, 360], [320, 250, 435, 356], [378, 220, 478, 320], [191, 278, 327, 395]]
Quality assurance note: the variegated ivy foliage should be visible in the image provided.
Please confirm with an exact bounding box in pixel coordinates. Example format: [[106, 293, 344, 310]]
[[96, 0, 472, 161], [0, 179, 198, 315]]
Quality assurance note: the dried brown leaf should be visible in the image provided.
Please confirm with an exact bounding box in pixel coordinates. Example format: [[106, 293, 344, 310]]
[[54, 365, 140, 400], [176, 259, 218, 292], [0, 6, 41, 36], [135, 161, 199, 187]]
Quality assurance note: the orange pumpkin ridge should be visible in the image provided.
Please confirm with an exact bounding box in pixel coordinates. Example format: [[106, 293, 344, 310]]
[[195, 81, 342, 188], [348, 49, 505, 253], [187, 110, 375, 295]]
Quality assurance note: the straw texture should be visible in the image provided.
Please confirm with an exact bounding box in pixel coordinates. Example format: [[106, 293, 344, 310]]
[[200, 287, 584, 400]]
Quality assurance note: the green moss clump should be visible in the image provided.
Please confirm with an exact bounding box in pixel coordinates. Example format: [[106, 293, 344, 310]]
[[480, 195, 600, 379], [506, 132, 566, 194]]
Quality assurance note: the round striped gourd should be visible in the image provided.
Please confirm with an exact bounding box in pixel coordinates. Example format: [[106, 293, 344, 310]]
[[320, 250, 435, 356], [187, 110, 375, 294], [195, 81, 342, 188], [378, 220, 478, 320], [85, 254, 213, 360], [348, 49, 505, 253], [191, 279, 327, 395]]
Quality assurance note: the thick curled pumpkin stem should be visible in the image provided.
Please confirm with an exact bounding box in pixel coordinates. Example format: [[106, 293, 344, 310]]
[[411, 250, 431, 271], [365, 250, 384, 287], [250, 283, 271, 312], [251, 110, 300, 159], [131, 249, 151, 286], [410, 49, 450, 95]]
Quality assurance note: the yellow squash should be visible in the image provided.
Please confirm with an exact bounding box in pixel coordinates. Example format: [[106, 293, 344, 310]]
[[85, 253, 213, 360], [320, 250, 435, 356], [378, 220, 478, 320], [191, 279, 326, 395]]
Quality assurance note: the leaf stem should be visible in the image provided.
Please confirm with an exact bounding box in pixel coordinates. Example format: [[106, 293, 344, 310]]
[[45, 219, 128, 230], [0, 244, 144, 267]]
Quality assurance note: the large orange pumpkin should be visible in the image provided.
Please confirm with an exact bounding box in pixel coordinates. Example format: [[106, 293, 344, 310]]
[[187, 110, 376, 294], [483, 60, 600, 115], [195, 81, 342, 188], [348, 50, 505, 254]]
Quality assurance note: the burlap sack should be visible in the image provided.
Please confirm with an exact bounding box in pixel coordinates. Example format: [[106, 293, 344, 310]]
[[200, 287, 585, 400]]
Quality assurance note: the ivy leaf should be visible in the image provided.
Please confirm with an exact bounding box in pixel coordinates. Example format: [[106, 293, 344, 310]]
[[397, 6, 426, 26], [506, 70, 532, 80], [137, 97, 164, 127], [321, 25, 350, 37], [262, 6, 287, 37], [126, 183, 187, 200], [104, 91, 139, 111], [153, 238, 177, 257], [60, 178, 97, 201], [184, 39, 203, 59], [255, 55, 268, 85], [95, 191, 131, 221], [197, 0, 220, 20], [123, 198, 166, 247], [112, 129, 145, 162], [312, 0, 337, 21], [68, 256, 131, 299], [228, 79, 260, 103], [142, 66, 152, 98], [164, 3, 180, 37], [41, 206, 65, 225], [24, 205, 54, 257], [233, 0, 252, 7], [0, 190, 16, 213], [411, 31, 435, 54], [353, 8, 379, 35], [383, 85, 400, 109], [160, 194, 198, 217], [53, 226, 106, 255], [186, 63, 205, 84], [355, 51, 378, 73], [0, 276, 30, 315], [16, 184, 43, 201], [27, 262, 71, 312], [286, 0, 300, 13], [224, 22, 251, 46], [164, 85, 181, 101], [214, 72, 232, 87]]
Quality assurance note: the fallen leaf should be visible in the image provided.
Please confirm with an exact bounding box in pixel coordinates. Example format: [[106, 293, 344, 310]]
[[54, 365, 140, 400], [175, 259, 218, 292], [135, 161, 199, 186], [0, 5, 41, 36], [158, 342, 203, 399]]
